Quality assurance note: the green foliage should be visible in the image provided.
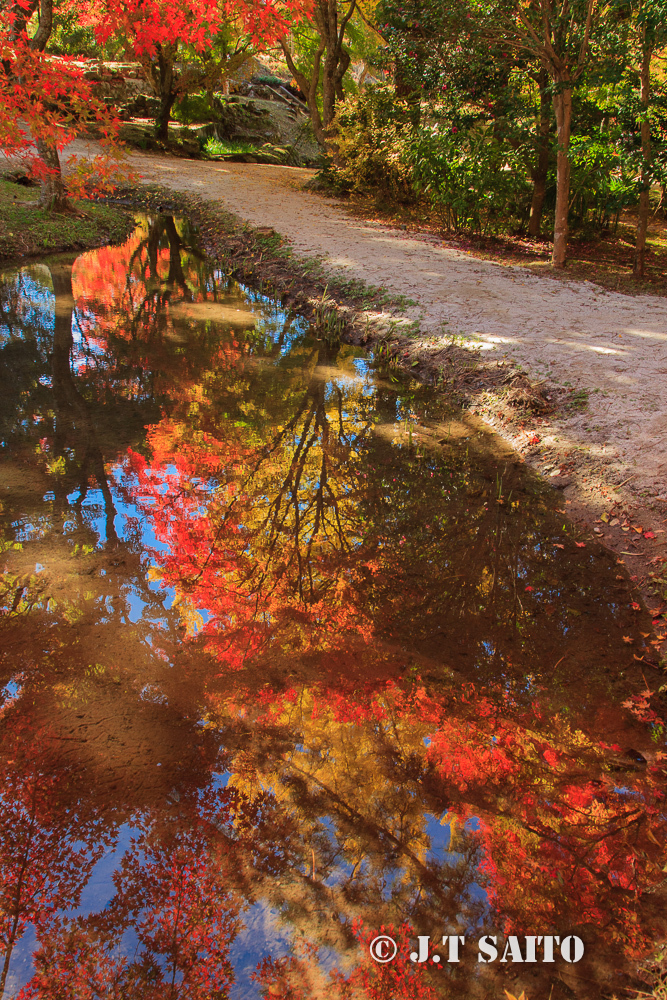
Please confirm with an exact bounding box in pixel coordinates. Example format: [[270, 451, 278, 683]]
[[254, 73, 288, 87], [47, 7, 99, 56], [407, 122, 533, 233], [333, 88, 417, 201], [173, 92, 216, 124], [332, 88, 533, 232], [204, 137, 259, 157], [568, 132, 637, 227], [376, 0, 511, 101], [203, 137, 293, 164]]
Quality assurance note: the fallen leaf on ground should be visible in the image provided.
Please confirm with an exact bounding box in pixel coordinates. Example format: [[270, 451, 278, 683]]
[[623, 636, 634, 643], [575, 542, 586, 548]]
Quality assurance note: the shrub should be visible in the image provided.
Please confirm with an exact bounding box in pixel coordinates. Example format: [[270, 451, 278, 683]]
[[332, 88, 533, 233], [407, 124, 533, 233], [333, 87, 418, 202]]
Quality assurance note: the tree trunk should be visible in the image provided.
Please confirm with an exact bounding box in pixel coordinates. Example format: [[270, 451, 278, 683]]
[[278, 37, 328, 148], [10, 0, 38, 39], [29, 0, 53, 52], [551, 75, 573, 268], [528, 70, 551, 238], [35, 137, 69, 212], [333, 48, 350, 104], [29, 0, 63, 211], [50, 265, 119, 544], [633, 36, 652, 279], [278, 0, 355, 153], [155, 45, 176, 142], [156, 90, 176, 142]]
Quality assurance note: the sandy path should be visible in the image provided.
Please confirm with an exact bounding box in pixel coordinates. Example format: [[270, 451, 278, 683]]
[[110, 152, 667, 498]]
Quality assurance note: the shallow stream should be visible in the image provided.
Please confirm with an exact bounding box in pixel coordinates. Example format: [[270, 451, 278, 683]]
[[0, 216, 665, 1000]]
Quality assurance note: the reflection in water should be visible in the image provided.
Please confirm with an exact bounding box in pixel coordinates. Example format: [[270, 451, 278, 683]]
[[0, 217, 666, 1000]]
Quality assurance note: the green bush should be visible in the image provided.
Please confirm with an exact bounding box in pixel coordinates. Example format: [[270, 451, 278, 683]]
[[173, 93, 215, 125], [332, 88, 533, 233], [333, 87, 418, 202], [568, 133, 637, 229], [407, 125, 533, 233]]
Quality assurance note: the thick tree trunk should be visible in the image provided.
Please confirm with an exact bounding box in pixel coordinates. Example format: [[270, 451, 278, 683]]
[[29, 0, 53, 52], [551, 76, 573, 268], [528, 71, 551, 238], [154, 45, 176, 142], [155, 92, 176, 142], [35, 137, 69, 212], [633, 39, 652, 279]]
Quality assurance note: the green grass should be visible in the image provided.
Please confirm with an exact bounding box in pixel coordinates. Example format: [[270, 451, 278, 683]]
[[204, 137, 258, 159], [203, 137, 293, 165], [326, 274, 418, 311], [0, 178, 133, 264], [565, 388, 590, 412]]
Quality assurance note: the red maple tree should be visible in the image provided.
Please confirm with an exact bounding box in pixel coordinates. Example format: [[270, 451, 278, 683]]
[[93, 0, 314, 139], [0, 0, 124, 210]]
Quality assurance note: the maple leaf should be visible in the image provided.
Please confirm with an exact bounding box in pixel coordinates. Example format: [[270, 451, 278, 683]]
[[623, 636, 634, 643]]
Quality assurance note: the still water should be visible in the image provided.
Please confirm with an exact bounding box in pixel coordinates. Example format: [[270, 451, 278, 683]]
[[0, 216, 665, 1000]]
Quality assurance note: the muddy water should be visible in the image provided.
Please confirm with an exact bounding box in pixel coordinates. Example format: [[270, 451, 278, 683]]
[[0, 216, 665, 1000]]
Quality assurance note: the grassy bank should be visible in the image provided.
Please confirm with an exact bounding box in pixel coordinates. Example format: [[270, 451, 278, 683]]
[[0, 177, 134, 265]]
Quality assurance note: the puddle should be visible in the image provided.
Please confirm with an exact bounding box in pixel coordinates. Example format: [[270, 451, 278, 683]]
[[0, 216, 666, 1000]]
